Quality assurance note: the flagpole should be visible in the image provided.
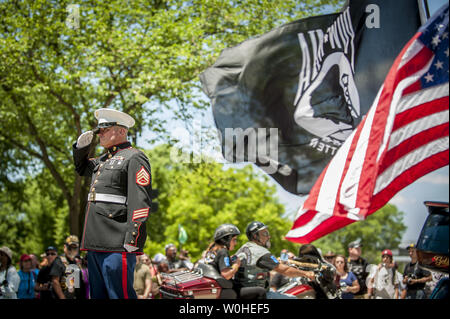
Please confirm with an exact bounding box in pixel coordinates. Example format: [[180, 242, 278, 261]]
[[417, 0, 431, 25]]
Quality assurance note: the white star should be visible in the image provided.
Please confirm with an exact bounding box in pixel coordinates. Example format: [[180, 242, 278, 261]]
[[434, 60, 444, 70], [445, 48, 449, 57], [431, 34, 441, 47], [424, 73, 434, 82], [443, 32, 449, 39]]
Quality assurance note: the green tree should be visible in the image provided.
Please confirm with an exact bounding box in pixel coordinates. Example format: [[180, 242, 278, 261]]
[[143, 144, 299, 261], [0, 0, 341, 237], [313, 204, 407, 264], [0, 174, 69, 262]]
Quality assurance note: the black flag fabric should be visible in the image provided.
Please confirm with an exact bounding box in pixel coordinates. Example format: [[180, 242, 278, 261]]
[[200, 0, 421, 195]]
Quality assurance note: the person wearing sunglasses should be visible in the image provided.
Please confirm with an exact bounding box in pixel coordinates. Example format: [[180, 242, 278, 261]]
[[347, 239, 369, 298], [34, 246, 58, 299], [47, 235, 87, 299], [73, 108, 153, 299], [233, 221, 315, 299], [334, 254, 360, 299]]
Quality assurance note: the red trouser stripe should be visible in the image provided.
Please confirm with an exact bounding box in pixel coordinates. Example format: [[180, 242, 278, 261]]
[[122, 253, 128, 299]]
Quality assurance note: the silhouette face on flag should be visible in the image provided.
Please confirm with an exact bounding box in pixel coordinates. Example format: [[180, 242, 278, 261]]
[[200, 0, 421, 194], [294, 9, 360, 144]]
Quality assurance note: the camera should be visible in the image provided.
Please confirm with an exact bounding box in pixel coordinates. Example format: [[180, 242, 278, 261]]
[[0, 280, 8, 296], [340, 282, 348, 292]]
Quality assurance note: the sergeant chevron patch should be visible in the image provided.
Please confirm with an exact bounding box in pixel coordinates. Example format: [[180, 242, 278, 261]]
[[132, 208, 149, 220], [136, 166, 150, 186]]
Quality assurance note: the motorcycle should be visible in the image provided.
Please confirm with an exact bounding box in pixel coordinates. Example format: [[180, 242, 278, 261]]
[[159, 248, 341, 299], [159, 262, 233, 299], [277, 257, 342, 299]]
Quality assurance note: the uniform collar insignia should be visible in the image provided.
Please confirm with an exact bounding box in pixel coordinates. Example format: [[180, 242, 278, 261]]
[[108, 141, 131, 155]]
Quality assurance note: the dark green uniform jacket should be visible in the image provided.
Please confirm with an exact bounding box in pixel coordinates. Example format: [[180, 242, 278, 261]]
[[73, 141, 152, 253]]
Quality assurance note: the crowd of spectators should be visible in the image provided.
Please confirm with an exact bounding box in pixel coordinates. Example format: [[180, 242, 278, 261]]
[[269, 240, 444, 299], [0, 237, 445, 299]]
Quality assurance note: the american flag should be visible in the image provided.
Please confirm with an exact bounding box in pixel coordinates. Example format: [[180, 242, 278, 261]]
[[286, 4, 449, 244]]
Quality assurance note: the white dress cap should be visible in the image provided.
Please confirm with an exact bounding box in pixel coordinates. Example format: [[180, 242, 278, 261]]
[[94, 108, 135, 129]]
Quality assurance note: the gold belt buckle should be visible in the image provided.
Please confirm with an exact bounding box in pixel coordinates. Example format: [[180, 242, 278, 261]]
[[88, 192, 96, 201]]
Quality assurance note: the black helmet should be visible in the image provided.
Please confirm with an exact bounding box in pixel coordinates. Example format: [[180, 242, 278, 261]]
[[298, 244, 325, 264], [214, 224, 241, 248], [245, 221, 268, 241]]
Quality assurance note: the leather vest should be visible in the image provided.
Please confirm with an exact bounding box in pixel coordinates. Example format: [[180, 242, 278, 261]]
[[58, 256, 82, 298], [234, 242, 271, 290]]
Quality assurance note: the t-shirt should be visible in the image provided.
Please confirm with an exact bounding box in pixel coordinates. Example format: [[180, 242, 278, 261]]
[[367, 266, 399, 299], [256, 254, 280, 271], [348, 257, 369, 295], [49, 257, 65, 279], [339, 271, 358, 299], [48, 256, 86, 299], [206, 248, 232, 274], [133, 263, 152, 296], [36, 266, 53, 299], [48, 257, 65, 299], [403, 261, 431, 291]]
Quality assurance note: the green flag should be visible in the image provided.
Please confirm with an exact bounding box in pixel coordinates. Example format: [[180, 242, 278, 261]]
[[178, 224, 188, 245]]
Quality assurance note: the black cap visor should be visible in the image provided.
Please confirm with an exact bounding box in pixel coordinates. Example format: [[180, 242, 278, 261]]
[[93, 122, 117, 134]]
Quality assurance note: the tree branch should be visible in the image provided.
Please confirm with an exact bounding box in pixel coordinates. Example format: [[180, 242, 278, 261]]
[[2, 85, 73, 202], [22, 112, 72, 202], [0, 132, 44, 160], [29, 60, 82, 134]]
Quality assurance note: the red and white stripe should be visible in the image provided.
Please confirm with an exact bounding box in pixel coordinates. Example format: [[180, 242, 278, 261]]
[[286, 31, 449, 244], [132, 207, 149, 221], [136, 166, 150, 186]]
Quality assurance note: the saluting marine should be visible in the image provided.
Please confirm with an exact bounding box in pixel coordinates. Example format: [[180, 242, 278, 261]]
[[73, 108, 152, 299]]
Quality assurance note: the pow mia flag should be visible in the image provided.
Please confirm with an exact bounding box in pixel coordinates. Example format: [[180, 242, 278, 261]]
[[200, 0, 421, 194]]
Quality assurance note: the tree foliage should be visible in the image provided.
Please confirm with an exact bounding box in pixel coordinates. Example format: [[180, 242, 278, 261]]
[[313, 204, 407, 264], [0, 0, 341, 237], [0, 174, 69, 258]]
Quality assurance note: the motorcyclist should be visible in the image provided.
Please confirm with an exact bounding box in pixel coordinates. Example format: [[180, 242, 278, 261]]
[[203, 224, 242, 299], [297, 244, 340, 299], [234, 221, 315, 299]]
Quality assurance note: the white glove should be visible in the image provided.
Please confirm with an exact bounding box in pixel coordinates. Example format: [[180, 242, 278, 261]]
[[76, 130, 94, 148]]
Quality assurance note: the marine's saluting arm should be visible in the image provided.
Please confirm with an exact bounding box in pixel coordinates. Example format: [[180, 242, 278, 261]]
[[72, 131, 97, 177]]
